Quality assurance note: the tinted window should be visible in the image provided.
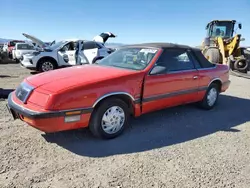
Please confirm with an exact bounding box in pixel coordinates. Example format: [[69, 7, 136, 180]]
[[192, 49, 216, 68], [156, 49, 195, 72], [187, 50, 201, 69], [83, 41, 98, 50]]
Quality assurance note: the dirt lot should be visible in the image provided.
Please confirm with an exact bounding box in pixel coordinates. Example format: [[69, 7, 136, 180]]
[[1, 63, 250, 188]]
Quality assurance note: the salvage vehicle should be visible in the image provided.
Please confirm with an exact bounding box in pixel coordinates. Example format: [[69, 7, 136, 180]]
[[201, 20, 250, 78], [7, 43, 231, 139], [3, 40, 25, 59], [12, 43, 36, 62], [20, 33, 116, 72]]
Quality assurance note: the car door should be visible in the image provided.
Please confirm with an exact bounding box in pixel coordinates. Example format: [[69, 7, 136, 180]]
[[57, 42, 76, 66], [96, 42, 110, 57], [142, 48, 199, 114], [83, 41, 98, 64]]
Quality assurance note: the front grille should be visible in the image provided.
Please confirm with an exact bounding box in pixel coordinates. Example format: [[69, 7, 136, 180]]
[[15, 82, 34, 103]]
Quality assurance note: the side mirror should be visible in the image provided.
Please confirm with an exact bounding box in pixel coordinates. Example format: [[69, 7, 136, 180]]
[[239, 23, 242, 29], [13, 47, 16, 50], [240, 38, 245, 41], [150, 65, 167, 75]]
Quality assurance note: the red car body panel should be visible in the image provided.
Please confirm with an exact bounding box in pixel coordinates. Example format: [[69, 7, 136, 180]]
[[7, 45, 231, 133]]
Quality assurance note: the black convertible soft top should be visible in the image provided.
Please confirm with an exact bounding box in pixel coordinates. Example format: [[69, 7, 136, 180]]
[[191, 48, 216, 68], [120, 42, 191, 49], [120, 42, 216, 69]]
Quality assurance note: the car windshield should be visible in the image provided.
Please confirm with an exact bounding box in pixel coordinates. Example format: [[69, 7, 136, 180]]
[[17, 43, 34, 50], [97, 47, 159, 70], [208, 21, 234, 38], [48, 41, 67, 50]]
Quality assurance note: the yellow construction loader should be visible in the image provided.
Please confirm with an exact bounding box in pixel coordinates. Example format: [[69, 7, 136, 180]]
[[201, 20, 250, 77]]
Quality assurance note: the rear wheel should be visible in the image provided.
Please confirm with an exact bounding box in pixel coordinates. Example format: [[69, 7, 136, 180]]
[[234, 58, 249, 72], [89, 98, 130, 139], [203, 47, 221, 64], [199, 83, 219, 110], [38, 59, 56, 72]]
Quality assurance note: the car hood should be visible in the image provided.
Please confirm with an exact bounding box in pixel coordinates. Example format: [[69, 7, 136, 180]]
[[22, 33, 48, 48], [25, 65, 140, 93]]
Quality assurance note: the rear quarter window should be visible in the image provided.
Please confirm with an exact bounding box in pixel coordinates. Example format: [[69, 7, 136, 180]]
[[192, 49, 216, 68]]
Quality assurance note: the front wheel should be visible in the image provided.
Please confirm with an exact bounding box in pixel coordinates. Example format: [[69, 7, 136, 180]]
[[38, 59, 56, 72], [198, 83, 219, 110], [89, 98, 130, 139]]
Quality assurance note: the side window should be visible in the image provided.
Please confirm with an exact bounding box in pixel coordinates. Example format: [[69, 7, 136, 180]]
[[156, 49, 195, 72], [192, 49, 216, 68], [62, 42, 75, 51], [187, 50, 201, 69], [73, 42, 77, 50], [83, 41, 98, 50]]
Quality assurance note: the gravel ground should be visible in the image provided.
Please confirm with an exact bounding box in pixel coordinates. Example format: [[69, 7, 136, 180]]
[[0, 63, 250, 188]]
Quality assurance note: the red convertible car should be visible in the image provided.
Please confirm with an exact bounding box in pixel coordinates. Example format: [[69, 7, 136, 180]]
[[7, 43, 231, 139]]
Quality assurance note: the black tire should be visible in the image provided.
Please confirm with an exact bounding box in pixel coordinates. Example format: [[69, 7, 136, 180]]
[[38, 59, 56, 72], [203, 47, 220, 64], [89, 98, 130, 139], [234, 58, 248, 72], [198, 83, 219, 110]]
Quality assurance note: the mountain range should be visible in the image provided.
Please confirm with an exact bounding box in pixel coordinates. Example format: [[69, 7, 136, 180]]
[[0, 38, 125, 47]]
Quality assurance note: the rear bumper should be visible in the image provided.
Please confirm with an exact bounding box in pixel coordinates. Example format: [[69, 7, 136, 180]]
[[7, 92, 92, 133], [221, 80, 231, 92]]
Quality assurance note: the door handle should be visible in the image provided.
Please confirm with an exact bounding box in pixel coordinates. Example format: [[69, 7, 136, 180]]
[[193, 76, 198, 79]]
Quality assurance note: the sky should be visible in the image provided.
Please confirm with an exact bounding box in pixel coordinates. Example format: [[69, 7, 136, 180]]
[[0, 0, 250, 46]]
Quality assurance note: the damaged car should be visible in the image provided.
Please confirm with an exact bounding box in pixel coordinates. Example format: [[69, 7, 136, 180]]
[[12, 43, 37, 62], [20, 32, 116, 72]]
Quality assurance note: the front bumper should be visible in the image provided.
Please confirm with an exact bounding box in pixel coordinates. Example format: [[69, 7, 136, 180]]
[[7, 92, 92, 133], [20, 56, 36, 70]]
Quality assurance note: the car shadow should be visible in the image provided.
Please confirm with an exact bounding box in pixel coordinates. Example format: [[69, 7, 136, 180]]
[[0, 75, 11, 78], [0, 59, 17, 64], [0, 88, 14, 99], [30, 71, 39, 75], [42, 94, 250, 157]]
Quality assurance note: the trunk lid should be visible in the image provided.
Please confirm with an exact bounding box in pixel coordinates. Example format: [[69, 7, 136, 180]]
[[93, 32, 117, 44]]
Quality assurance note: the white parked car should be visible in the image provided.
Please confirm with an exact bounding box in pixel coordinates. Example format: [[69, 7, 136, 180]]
[[20, 33, 116, 72], [12, 43, 36, 62]]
